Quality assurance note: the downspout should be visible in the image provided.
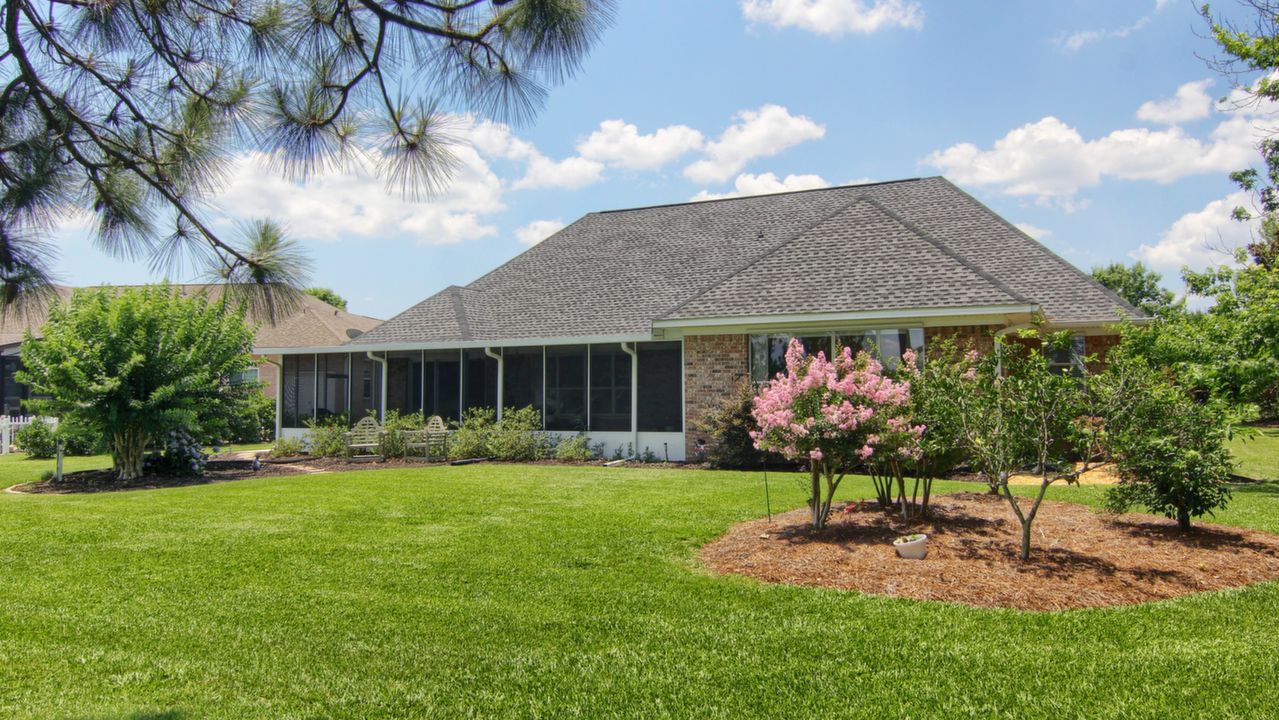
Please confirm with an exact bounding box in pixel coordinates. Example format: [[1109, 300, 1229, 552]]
[[261, 356, 283, 440], [366, 351, 387, 422], [622, 342, 638, 458], [485, 347, 503, 421]]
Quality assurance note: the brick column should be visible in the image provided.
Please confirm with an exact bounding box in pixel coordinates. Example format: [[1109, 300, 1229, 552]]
[[683, 334, 750, 461]]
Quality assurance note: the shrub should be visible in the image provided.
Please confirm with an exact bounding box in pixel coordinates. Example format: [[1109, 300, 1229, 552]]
[[272, 436, 306, 458], [554, 432, 598, 461], [227, 389, 275, 444], [380, 410, 425, 459], [15, 418, 57, 458], [448, 408, 495, 460], [698, 380, 768, 469], [144, 428, 209, 476], [488, 406, 552, 461], [1097, 348, 1234, 529], [306, 417, 349, 458]]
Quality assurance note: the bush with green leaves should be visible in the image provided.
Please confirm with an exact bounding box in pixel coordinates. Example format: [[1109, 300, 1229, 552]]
[[144, 429, 209, 477], [697, 380, 768, 469], [554, 433, 599, 462], [448, 408, 496, 460], [488, 406, 553, 461], [18, 285, 256, 481], [227, 389, 276, 444], [1096, 346, 1234, 529], [272, 436, 306, 458], [306, 417, 350, 458], [15, 419, 58, 458], [380, 411, 425, 459]]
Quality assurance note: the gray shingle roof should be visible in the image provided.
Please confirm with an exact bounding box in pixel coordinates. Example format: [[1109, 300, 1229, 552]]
[[353, 177, 1141, 346]]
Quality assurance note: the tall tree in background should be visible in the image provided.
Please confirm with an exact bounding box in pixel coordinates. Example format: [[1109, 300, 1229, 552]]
[[0, 0, 612, 312], [305, 287, 348, 311], [1091, 261, 1177, 316]]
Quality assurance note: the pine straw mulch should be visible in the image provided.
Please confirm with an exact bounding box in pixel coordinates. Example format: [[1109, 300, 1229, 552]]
[[700, 492, 1279, 611], [12, 458, 311, 494]]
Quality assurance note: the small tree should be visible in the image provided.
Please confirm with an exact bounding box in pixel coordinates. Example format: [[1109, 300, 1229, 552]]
[[305, 287, 349, 311], [752, 339, 921, 529], [894, 339, 971, 517], [18, 285, 256, 481], [1096, 345, 1234, 530]]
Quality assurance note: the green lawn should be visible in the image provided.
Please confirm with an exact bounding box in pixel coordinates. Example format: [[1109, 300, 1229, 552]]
[[1, 460, 1278, 719], [1232, 426, 1279, 481]]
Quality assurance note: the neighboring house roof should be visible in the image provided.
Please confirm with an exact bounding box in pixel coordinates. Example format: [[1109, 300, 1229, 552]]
[[351, 176, 1142, 347], [0, 285, 381, 350]]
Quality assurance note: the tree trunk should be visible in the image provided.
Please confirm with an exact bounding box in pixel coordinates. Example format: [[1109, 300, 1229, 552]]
[[113, 428, 148, 481], [1177, 507, 1191, 531], [1020, 521, 1032, 562], [810, 465, 823, 529]]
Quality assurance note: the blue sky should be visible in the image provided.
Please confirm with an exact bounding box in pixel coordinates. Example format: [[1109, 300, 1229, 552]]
[[52, 0, 1271, 319]]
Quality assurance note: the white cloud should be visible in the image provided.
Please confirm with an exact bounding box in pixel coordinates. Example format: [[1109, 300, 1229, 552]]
[[691, 172, 830, 201], [213, 146, 503, 245], [513, 155, 605, 190], [684, 105, 826, 184], [576, 120, 704, 170], [1137, 79, 1215, 124], [923, 114, 1259, 202], [515, 218, 566, 245], [741, 0, 923, 35], [1135, 191, 1256, 270], [1013, 222, 1053, 240], [1058, 1, 1169, 52]]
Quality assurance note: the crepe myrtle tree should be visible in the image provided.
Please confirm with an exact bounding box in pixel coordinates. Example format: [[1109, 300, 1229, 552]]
[[751, 338, 923, 530], [17, 284, 256, 481], [0, 0, 612, 312]]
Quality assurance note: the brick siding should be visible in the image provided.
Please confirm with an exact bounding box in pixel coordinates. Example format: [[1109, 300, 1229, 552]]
[[683, 334, 750, 461]]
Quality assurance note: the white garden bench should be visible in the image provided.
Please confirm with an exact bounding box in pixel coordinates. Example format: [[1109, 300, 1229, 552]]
[[345, 415, 384, 459]]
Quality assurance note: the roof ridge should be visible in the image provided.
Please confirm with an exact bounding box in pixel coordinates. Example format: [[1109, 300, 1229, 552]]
[[449, 285, 473, 340], [937, 178, 1146, 319], [856, 196, 1033, 306], [657, 195, 871, 321], [596, 177, 931, 215]]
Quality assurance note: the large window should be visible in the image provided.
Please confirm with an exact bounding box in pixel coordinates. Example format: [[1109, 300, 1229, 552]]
[[386, 351, 423, 415], [503, 346, 543, 418], [751, 330, 924, 381], [545, 345, 587, 431], [281, 354, 316, 427], [463, 349, 498, 412], [749, 334, 834, 383], [637, 341, 682, 432], [589, 344, 632, 431], [838, 328, 924, 369], [424, 350, 461, 421], [1047, 335, 1087, 376], [349, 353, 382, 422], [316, 353, 350, 422]]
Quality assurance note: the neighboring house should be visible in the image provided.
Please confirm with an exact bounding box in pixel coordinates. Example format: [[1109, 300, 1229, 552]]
[[259, 177, 1143, 461], [0, 285, 381, 416]]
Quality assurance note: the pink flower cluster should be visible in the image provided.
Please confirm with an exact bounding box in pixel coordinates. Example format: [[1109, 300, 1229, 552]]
[[750, 338, 924, 466]]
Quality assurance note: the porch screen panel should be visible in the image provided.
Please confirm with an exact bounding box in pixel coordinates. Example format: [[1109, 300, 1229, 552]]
[[315, 353, 350, 424], [545, 345, 587, 431], [349, 353, 382, 422], [589, 344, 631, 432], [387, 351, 423, 415], [463, 349, 499, 412], [502, 346, 543, 420], [424, 350, 461, 421], [282, 354, 316, 427], [637, 342, 682, 432]]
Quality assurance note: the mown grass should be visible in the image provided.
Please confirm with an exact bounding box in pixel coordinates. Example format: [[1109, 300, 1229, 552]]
[[1232, 425, 1279, 481], [1, 457, 1278, 719]]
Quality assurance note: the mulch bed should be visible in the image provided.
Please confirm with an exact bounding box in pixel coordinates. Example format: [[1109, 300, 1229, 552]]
[[12, 459, 309, 494], [700, 492, 1279, 610]]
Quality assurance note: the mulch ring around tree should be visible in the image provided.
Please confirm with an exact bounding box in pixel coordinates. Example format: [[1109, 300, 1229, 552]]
[[700, 492, 1279, 611], [10, 458, 313, 494]]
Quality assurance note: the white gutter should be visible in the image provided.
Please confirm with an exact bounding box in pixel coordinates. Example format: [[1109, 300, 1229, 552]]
[[366, 351, 387, 422], [256, 333, 652, 356], [621, 341, 638, 457], [652, 304, 1040, 330], [485, 347, 503, 421]]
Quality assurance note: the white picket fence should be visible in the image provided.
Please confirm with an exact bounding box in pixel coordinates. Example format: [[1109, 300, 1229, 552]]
[[0, 415, 57, 455]]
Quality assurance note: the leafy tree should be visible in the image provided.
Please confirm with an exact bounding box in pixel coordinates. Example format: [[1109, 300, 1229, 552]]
[[1090, 262, 1176, 316], [698, 380, 769, 470], [1096, 344, 1234, 529], [0, 0, 612, 307], [16, 285, 256, 480], [305, 287, 348, 311], [893, 337, 972, 517]]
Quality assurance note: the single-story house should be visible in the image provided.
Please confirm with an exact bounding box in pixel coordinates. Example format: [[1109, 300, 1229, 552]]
[[0, 285, 381, 416], [259, 177, 1142, 461]]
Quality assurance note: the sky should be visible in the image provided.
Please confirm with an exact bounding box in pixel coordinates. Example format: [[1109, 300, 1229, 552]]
[[51, 0, 1277, 319]]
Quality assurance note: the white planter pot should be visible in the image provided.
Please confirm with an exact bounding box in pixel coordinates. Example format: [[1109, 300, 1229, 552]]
[[893, 534, 928, 560]]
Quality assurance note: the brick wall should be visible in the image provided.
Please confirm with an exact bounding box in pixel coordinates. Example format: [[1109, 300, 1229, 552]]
[[1084, 335, 1120, 373], [683, 334, 750, 461], [923, 325, 998, 355], [254, 354, 281, 400]]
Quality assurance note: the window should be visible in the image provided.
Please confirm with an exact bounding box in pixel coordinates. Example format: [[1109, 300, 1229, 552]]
[[424, 350, 461, 421], [749, 334, 832, 383], [1047, 335, 1087, 376], [316, 353, 350, 423], [837, 328, 924, 369], [281, 354, 316, 427], [386, 351, 423, 415], [637, 341, 682, 432], [503, 346, 544, 420], [545, 345, 587, 431], [349, 353, 382, 422], [590, 344, 632, 431], [463, 349, 499, 412], [229, 366, 259, 385]]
